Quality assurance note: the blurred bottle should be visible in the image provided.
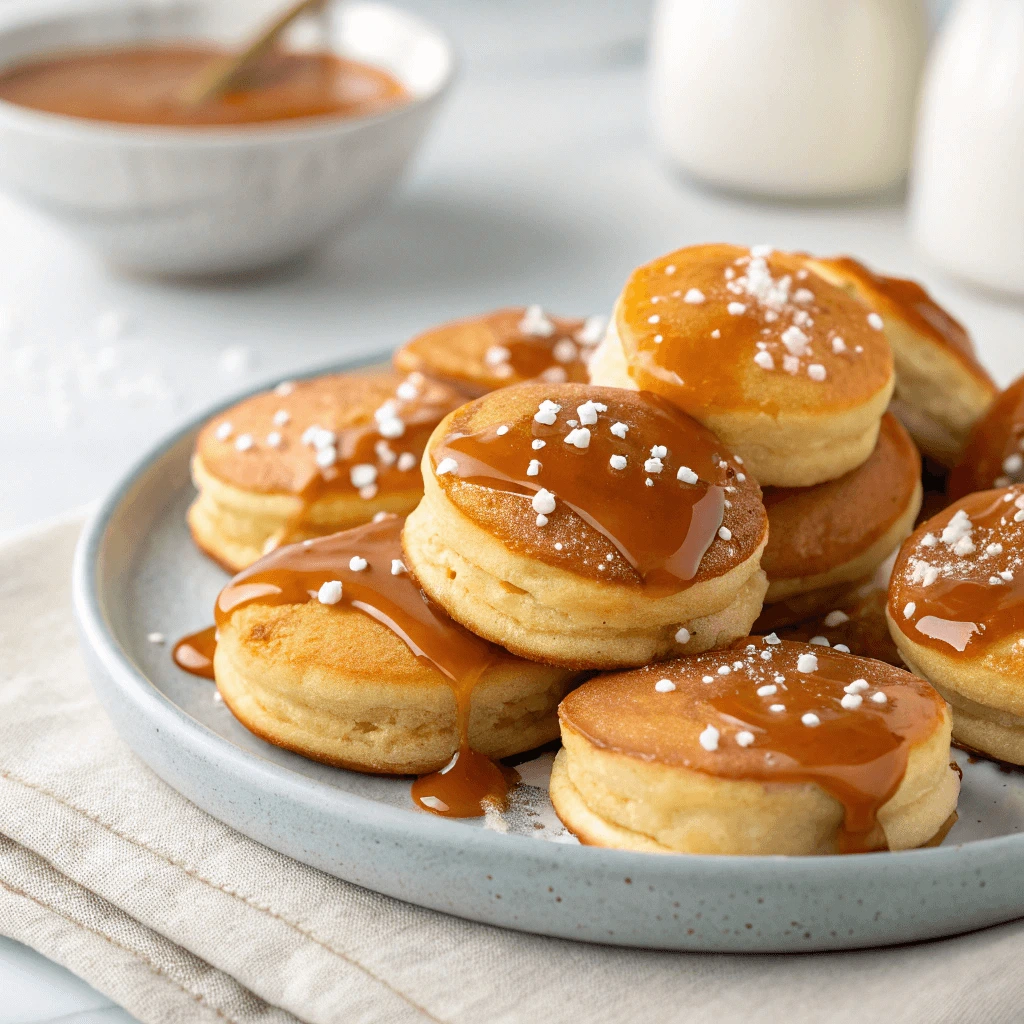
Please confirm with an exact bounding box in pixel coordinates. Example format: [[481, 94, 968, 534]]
[[649, 0, 928, 198], [911, 0, 1024, 296]]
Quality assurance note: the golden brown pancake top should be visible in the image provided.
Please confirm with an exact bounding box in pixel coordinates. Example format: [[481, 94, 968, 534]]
[[560, 638, 945, 852], [814, 255, 996, 390], [195, 370, 464, 497], [762, 413, 920, 580], [427, 383, 767, 591], [948, 374, 1024, 500], [889, 484, 1024, 658], [615, 243, 894, 416], [393, 307, 600, 396]]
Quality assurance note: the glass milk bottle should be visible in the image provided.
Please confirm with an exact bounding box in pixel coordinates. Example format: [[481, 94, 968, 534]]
[[649, 0, 928, 198], [911, 0, 1024, 296]]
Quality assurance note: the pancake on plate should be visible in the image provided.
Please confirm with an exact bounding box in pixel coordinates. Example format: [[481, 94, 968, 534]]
[[809, 255, 997, 467], [189, 369, 464, 571], [589, 243, 895, 487], [402, 382, 769, 669], [550, 638, 958, 855], [393, 306, 604, 396], [213, 514, 581, 783], [887, 484, 1024, 764], [758, 581, 903, 667], [759, 412, 921, 616], [948, 374, 1024, 500]]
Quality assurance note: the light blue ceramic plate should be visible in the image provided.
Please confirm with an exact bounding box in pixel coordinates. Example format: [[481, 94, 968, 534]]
[[72, 359, 1024, 952]]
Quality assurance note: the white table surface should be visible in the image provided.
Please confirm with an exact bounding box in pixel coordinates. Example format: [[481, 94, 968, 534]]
[[2, 0, 1022, 1019]]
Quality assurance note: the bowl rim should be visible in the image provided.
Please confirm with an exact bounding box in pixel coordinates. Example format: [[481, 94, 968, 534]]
[[0, 0, 457, 146]]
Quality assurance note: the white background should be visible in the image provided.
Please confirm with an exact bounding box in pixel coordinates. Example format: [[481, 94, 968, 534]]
[[2, 0, 1021, 1020]]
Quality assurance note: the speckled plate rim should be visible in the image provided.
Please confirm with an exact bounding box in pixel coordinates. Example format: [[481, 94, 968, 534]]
[[72, 355, 1024, 953]]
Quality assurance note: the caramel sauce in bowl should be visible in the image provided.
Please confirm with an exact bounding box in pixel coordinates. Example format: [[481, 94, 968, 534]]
[[0, 2, 454, 274], [0, 45, 408, 128]]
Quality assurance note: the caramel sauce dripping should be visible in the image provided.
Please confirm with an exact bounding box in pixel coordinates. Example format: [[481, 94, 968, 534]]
[[705, 646, 935, 853], [411, 665, 517, 818], [948, 375, 1024, 500], [497, 336, 590, 386], [198, 372, 462, 553], [0, 45, 407, 127], [294, 400, 449, 506], [215, 515, 513, 817], [399, 309, 593, 396], [433, 388, 733, 592], [616, 246, 890, 417], [172, 625, 218, 679], [824, 256, 981, 366], [272, 390, 448, 546], [890, 487, 1024, 657], [562, 639, 944, 853]]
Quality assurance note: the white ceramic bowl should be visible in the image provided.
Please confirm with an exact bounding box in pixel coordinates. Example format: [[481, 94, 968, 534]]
[[0, 0, 454, 275]]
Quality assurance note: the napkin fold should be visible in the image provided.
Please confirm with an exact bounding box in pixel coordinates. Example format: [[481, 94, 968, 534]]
[[2, 515, 1024, 1024]]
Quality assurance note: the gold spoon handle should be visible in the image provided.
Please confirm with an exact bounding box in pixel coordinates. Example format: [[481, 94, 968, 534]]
[[180, 0, 328, 106]]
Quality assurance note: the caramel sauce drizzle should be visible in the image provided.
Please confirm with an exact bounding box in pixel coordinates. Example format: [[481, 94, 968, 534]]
[[890, 486, 1024, 657], [616, 246, 889, 417], [433, 388, 736, 592], [0, 45, 408, 127], [172, 625, 218, 679], [199, 372, 462, 552], [496, 332, 590, 386], [296, 406, 439, 510], [562, 639, 944, 853], [948, 375, 1024, 500], [213, 515, 514, 817], [398, 309, 596, 397], [824, 256, 982, 367]]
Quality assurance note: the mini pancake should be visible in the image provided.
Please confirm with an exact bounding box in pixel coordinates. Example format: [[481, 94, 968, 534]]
[[590, 243, 895, 487], [402, 382, 769, 670], [189, 370, 464, 572], [393, 306, 604, 397], [760, 412, 921, 611], [213, 515, 581, 777], [550, 638, 958, 855], [809, 255, 997, 467], [948, 374, 1024, 500], [887, 485, 1024, 764], [761, 582, 903, 667]]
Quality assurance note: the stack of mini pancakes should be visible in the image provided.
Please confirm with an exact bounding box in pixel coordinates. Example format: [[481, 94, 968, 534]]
[[188, 243, 1024, 857]]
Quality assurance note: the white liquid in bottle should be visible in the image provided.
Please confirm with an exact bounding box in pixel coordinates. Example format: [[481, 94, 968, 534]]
[[650, 0, 928, 198], [911, 0, 1024, 296]]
